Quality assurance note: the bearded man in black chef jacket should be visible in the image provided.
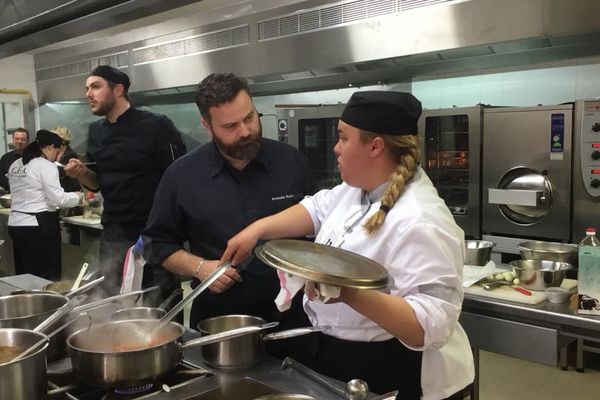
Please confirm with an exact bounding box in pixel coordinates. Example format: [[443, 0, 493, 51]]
[[142, 73, 315, 354], [64, 65, 187, 303]]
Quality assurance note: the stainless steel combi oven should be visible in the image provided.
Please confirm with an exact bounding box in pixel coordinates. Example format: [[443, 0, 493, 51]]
[[276, 104, 346, 190], [482, 104, 574, 246], [278, 104, 486, 238], [482, 102, 599, 253], [418, 106, 484, 239]]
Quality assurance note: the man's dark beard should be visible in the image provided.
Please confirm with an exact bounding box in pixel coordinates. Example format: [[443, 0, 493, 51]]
[[212, 124, 262, 162], [92, 98, 116, 116]]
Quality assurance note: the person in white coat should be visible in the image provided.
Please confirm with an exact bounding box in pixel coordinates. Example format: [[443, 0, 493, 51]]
[[222, 91, 474, 399], [7, 130, 82, 280]]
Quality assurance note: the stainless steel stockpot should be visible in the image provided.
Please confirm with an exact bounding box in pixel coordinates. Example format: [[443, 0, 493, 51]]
[[0, 328, 49, 400]]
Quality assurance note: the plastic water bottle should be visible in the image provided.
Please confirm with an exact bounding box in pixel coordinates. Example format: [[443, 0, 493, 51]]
[[578, 227, 600, 315], [579, 228, 600, 247]]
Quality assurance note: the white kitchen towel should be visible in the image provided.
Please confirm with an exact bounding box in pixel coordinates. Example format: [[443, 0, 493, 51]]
[[274, 270, 341, 311], [462, 260, 496, 287], [120, 236, 146, 296]]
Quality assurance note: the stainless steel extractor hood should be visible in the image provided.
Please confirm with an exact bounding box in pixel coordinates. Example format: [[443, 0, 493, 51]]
[[0, 0, 206, 57], [29, 0, 600, 103]]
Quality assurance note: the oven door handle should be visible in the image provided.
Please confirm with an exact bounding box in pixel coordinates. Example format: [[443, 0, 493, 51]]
[[488, 188, 543, 207]]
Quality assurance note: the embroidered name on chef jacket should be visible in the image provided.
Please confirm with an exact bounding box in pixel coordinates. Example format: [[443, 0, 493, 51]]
[[271, 194, 297, 201], [8, 165, 27, 177]]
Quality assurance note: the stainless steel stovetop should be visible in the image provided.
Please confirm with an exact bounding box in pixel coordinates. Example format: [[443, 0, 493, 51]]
[[46, 358, 212, 400]]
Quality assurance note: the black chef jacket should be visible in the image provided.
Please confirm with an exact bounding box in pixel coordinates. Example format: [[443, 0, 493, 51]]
[[87, 107, 186, 299], [0, 150, 22, 191], [143, 138, 315, 327], [86, 107, 187, 225]]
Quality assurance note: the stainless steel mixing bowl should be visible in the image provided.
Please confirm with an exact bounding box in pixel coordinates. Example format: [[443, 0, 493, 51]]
[[517, 241, 578, 267], [510, 259, 574, 291]]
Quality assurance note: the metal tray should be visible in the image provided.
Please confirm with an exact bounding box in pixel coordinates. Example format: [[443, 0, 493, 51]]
[[255, 239, 388, 289]]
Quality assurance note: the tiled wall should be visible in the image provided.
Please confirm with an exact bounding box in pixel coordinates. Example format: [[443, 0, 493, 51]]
[[412, 58, 600, 110]]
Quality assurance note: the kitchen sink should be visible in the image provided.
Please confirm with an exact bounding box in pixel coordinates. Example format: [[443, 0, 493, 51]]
[[185, 377, 282, 399]]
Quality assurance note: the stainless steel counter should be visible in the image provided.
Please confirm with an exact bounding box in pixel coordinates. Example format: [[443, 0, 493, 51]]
[[0, 274, 52, 295], [463, 292, 600, 339], [461, 292, 600, 400]]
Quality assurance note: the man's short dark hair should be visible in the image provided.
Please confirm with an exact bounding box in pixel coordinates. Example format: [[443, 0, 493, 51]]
[[194, 73, 251, 122], [13, 127, 29, 140], [89, 65, 131, 102]]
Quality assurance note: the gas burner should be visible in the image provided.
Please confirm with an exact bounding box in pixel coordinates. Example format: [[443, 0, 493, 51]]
[[113, 383, 154, 396], [47, 360, 212, 399]]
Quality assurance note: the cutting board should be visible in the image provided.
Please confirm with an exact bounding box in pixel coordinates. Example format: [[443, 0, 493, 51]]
[[464, 279, 578, 304]]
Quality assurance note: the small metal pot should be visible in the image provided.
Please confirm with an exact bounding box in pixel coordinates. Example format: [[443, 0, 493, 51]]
[[43, 279, 92, 295], [111, 287, 182, 321], [0, 328, 48, 400], [197, 315, 322, 370], [0, 293, 68, 358]]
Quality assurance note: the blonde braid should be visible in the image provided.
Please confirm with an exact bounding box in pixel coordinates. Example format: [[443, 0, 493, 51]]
[[363, 134, 420, 234]]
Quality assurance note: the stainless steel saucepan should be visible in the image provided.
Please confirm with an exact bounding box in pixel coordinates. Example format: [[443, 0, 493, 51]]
[[197, 315, 324, 370], [66, 318, 277, 387], [0, 292, 69, 359]]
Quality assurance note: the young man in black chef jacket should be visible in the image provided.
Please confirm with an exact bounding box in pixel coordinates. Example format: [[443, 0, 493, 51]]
[[142, 73, 315, 356], [65, 65, 187, 303]]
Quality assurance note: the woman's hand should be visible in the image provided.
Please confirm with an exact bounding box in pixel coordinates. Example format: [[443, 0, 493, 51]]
[[220, 223, 263, 268]]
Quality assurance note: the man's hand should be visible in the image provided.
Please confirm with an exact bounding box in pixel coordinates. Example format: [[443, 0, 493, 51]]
[[64, 158, 99, 190], [198, 259, 242, 293], [64, 158, 87, 179]]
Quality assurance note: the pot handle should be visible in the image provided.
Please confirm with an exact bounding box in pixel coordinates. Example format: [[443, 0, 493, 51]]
[[180, 326, 264, 350], [263, 326, 324, 341], [11, 313, 90, 363], [181, 321, 280, 350], [66, 276, 104, 298]]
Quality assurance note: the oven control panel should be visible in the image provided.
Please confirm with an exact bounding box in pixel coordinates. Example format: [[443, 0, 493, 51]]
[[581, 101, 600, 197]]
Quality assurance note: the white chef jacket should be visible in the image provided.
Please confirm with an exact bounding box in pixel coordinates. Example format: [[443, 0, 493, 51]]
[[300, 166, 474, 400], [7, 157, 80, 226]]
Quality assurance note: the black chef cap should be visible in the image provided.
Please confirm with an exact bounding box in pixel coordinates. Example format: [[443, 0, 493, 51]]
[[89, 65, 131, 92], [341, 91, 422, 135], [36, 129, 62, 148]]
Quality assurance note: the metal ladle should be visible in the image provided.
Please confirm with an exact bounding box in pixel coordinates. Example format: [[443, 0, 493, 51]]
[[345, 379, 369, 400], [148, 261, 232, 338], [281, 357, 369, 400]]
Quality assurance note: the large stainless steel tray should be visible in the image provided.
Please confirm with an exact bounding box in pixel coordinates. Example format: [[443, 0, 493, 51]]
[[255, 239, 388, 289]]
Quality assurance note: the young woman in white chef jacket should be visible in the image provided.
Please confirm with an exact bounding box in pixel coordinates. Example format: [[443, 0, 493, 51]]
[[7, 130, 81, 280], [222, 91, 474, 400]]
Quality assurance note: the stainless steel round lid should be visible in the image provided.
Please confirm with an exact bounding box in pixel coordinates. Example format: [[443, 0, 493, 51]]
[[255, 239, 388, 289]]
